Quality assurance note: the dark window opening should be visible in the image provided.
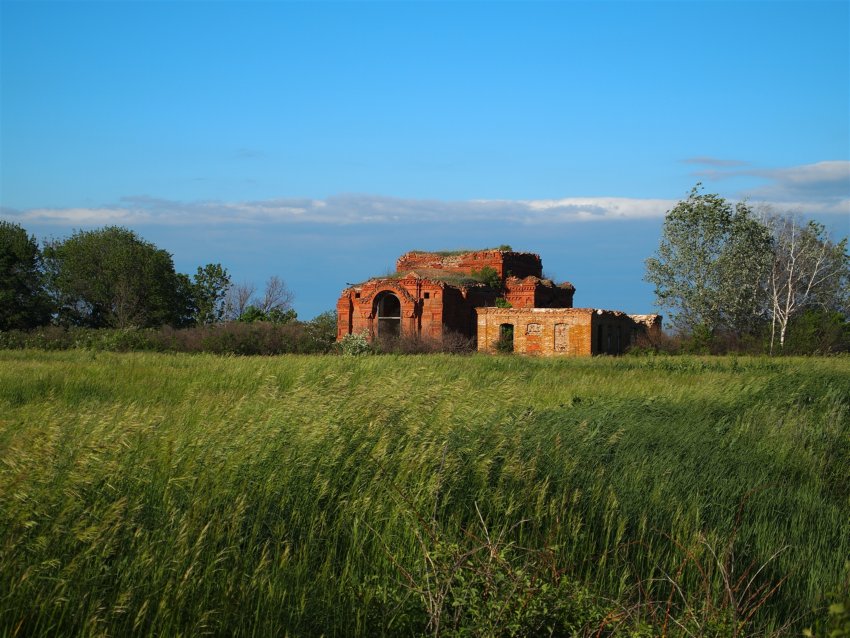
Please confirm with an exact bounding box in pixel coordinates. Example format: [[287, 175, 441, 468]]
[[354, 292, 360, 299], [375, 292, 401, 338], [424, 292, 430, 299]]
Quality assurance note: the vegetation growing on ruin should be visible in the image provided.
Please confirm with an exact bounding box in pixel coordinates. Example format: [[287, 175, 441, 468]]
[[1, 351, 847, 636], [407, 245, 514, 256]]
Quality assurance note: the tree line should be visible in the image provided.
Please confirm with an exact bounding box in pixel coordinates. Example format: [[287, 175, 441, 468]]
[[0, 223, 304, 331], [3, 196, 848, 355], [644, 185, 849, 354]]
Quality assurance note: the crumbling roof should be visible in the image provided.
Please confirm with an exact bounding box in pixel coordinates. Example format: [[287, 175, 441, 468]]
[[507, 275, 575, 290]]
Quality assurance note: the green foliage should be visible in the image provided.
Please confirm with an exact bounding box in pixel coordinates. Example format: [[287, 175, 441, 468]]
[[782, 309, 850, 354], [339, 330, 372, 356], [238, 304, 297, 324], [43, 226, 187, 328], [0, 353, 848, 635], [0, 221, 51, 330], [191, 263, 231, 325], [495, 324, 514, 352], [497, 244, 513, 251], [305, 310, 338, 350], [495, 297, 512, 308], [378, 519, 607, 637], [766, 215, 850, 352], [471, 265, 502, 289], [805, 570, 850, 638], [645, 185, 773, 337], [0, 319, 338, 355]]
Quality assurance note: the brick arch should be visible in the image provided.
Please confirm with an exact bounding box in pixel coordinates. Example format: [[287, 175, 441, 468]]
[[359, 283, 418, 318]]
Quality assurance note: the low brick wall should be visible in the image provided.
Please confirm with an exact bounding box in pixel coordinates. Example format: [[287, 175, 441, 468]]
[[477, 308, 595, 356], [476, 307, 660, 356]]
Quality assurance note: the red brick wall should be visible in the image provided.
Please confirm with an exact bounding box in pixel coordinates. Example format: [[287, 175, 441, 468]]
[[477, 308, 661, 356], [396, 250, 542, 279], [477, 308, 595, 356], [504, 277, 574, 309], [337, 277, 498, 342]]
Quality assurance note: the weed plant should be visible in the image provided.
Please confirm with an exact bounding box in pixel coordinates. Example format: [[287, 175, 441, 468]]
[[0, 352, 847, 636]]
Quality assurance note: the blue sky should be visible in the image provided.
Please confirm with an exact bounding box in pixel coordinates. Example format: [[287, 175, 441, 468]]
[[2, 0, 848, 319]]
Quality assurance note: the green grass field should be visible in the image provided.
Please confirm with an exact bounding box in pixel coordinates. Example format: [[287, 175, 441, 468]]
[[1, 351, 848, 637]]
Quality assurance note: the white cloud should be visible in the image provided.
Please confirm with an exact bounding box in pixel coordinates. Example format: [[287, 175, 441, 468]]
[[3, 161, 847, 228], [688, 159, 850, 215], [4, 194, 678, 227], [20, 207, 148, 224], [748, 161, 850, 201]]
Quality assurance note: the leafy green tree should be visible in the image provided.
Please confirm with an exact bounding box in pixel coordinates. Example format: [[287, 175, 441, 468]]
[[173, 273, 198, 328], [43, 226, 186, 328], [644, 185, 773, 338], [305, 310, 338, 351], [0, 221, 52, 330], [192, 263, 231, 325]]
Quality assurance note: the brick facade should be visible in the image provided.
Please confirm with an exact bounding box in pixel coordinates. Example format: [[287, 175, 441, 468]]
[[476, 308, 661, 356], [396, 250, 543, 280], [336, 276, 497, 342], [336, 248, 660, 355]]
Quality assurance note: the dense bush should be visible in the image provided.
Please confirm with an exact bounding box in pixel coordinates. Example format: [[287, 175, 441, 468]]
[[373, 331, 475, 354], [628, 310, 850, 356], [0, 318, 338, 355]]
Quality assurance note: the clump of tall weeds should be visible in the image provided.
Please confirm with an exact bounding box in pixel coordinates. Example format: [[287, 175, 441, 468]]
[[370, 501, 607, 637]]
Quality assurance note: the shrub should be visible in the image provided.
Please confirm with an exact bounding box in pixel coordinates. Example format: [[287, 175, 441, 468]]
[[373, 331, 475, 355], [470, 266, 501, 289], [237, 305, 297, 324], [0, 319, 340, 356], [339, 331, 371, 356], [783, 310, 850, 355], [303, 310, 339, 353]]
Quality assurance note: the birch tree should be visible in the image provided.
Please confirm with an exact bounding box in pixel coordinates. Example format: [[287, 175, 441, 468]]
[[765, 215, 849, 352]]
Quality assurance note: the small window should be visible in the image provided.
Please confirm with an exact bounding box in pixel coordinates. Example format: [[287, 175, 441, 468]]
[[354, 292, 360, 299], [554, 323, 569, 352], [424, 292, 430, 299], [526, 323, 542, 336]]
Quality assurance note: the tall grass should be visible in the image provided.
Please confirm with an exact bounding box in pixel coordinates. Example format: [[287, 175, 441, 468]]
[[0, 351, 847, 636]]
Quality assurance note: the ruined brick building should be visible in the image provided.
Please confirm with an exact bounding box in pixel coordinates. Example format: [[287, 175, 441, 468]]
[[336, 249, 660, 355]]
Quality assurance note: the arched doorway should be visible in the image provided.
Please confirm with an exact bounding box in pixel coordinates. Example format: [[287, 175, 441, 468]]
[[375, 292, 401, 339]]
